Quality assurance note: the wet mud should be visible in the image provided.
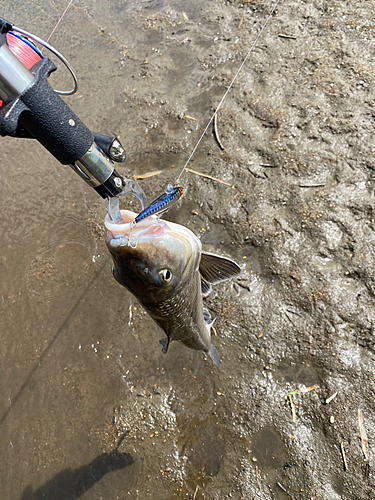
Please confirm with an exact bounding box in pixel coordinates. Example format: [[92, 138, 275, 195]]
[[1, 0, 374, 499]]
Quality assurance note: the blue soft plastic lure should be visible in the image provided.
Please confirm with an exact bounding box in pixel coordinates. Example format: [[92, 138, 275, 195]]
[[134, 184, 183, 224]]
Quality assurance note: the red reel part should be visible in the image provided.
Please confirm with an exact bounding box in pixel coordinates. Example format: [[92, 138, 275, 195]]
[[0, 32, 43, 107], [6, 32, 42, 69]]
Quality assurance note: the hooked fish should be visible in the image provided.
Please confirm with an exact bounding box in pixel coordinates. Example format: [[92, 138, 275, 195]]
[[105, 210, 241, 367]]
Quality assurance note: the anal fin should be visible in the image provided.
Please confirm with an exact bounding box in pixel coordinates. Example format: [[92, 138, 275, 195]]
[[203, 308, 212, 324]]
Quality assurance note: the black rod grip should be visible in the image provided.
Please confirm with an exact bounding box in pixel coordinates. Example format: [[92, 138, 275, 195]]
[[0, 58, 93, 165]]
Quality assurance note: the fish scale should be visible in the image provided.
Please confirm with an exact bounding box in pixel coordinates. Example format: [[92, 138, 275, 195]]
[[153, 273, 211, 352]]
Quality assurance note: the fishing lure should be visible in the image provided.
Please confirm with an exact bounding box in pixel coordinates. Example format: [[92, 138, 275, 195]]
[[134, 184, 183, 224], [127, 184, 183, 248]]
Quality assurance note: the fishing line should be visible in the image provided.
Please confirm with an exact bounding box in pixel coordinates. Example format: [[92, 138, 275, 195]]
[[45, 0, 74, 45], [175, 0, 281, 184]]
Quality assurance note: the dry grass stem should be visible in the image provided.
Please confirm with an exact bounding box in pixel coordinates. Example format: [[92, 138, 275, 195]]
[[276, 482, 287, 492], [185, 168, 233, 186], [358, 408, 369, 461], [192, 485, 199, 500], [133, 170, 162, 180], [299, 183, 325, 188], [301, 384, 319, 393], [288, 395, 296, 422], [255, 465, 262, 493], [341, 442, 348, 471], [325, 392, 338, 404], [213, 113, 225, 150]]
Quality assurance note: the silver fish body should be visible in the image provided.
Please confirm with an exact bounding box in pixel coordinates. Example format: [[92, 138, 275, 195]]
[[105, 210, 241, 367]]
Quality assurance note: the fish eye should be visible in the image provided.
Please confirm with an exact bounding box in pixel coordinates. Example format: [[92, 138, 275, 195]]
[[159, 269, 172, 283]]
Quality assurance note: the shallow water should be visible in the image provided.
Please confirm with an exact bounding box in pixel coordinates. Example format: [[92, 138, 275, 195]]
[[1, 1, 375, 499]]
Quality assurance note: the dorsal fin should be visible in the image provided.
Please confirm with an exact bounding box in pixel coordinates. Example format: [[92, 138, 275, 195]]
[[199, 251, 241, 284]]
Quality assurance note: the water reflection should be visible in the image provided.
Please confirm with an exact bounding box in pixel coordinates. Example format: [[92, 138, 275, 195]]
[[0, 261, 108, 429], [20, 451, 134, 500]]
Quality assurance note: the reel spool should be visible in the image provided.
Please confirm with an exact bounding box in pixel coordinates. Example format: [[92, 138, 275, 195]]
[[0, 18, 78, 105], [0, 32, 43, 107], [6, 31, 43, 69]]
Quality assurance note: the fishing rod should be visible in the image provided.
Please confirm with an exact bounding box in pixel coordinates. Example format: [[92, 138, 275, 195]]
[[0, 0, 280, 225], [0, 14, 148, 220]]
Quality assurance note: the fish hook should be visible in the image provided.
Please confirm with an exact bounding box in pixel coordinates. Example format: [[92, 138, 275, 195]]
[[127, 221, 137, 249]]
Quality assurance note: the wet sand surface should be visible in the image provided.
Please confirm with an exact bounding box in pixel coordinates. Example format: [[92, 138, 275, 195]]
[[1, 0, 374, 498]]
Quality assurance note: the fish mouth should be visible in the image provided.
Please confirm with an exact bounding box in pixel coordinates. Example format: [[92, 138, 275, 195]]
[[105, 210, 167, 247]]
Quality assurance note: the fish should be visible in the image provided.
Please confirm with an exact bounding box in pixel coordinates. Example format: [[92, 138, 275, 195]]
[[105, 210, 241, 367]]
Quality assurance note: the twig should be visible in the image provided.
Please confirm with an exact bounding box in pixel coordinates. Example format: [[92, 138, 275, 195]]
[[231, 191, 240, 202], [255, 466, 262, 493], [133, 170, 162, 180], [358, 408, 369, 461], [114, 430, 130, 452], [276, 482, 287, 492], [325, 392, 337, 404], [192, 485, 199, 500], [278, 33, 297, 39], [212, 325, 218, 337], [286, 308, 302, 316], [185, 115, 197, 121], [260, 164, 278, 168], [185, 168, 233, 186], [288, 394, 296, 422], [248, 169, 263, 179], [300, 384, 319, 393], [341, 442, 348, 471], [213, 113, 225, 150], [285, 311, 296, 327], [299, 184, 325, 188]]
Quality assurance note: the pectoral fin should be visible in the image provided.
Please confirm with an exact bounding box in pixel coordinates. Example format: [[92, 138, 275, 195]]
[[199, 252, 241, 284], [201, 276, 212, 297]]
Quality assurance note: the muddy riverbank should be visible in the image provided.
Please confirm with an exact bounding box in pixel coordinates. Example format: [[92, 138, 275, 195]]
[[1, 0, 374, 498]]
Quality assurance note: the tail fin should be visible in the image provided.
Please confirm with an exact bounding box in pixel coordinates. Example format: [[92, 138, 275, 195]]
[[207, 343, 220, 368]]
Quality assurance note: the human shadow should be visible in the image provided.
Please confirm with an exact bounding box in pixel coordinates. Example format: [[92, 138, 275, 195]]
[[20, 451, 134, 500]]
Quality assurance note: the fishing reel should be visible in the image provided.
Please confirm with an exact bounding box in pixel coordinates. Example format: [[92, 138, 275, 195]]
[[0, 17, 147, 217]]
